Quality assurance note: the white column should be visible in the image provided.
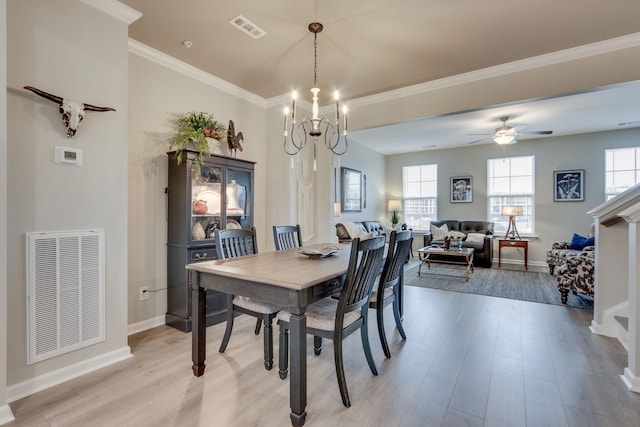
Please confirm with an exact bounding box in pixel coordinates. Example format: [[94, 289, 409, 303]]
[[0, 0, 14, 422], [618, 203, 640, 392]]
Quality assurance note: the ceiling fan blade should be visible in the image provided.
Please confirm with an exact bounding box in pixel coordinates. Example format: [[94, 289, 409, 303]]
[[512, 124, 529, 132], [523, 130, 553, 135], [467, 137, 489, 144], [468, 133, 492, 136]]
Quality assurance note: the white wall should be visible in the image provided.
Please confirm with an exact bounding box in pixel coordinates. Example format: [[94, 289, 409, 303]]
[[0, 0, 11, 421], [386, 127, 640, 265], [127, 51, 267, 326], [6, 0, 130, 390], [333, 140, 387, 227]]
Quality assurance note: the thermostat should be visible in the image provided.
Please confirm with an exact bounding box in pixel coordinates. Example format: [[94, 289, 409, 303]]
[[54, 146, 82, 166]]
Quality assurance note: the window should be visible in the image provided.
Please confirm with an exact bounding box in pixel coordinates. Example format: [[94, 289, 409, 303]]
[[605, 147, 640, 200], [487, 155, 534, 235], [402, 164, 437, 231]]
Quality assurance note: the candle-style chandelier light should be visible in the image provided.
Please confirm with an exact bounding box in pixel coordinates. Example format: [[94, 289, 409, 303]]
[[283, 22, 348, 170]]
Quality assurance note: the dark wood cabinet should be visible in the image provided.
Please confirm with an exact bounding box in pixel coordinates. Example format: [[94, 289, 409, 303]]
[[166, 149, 255, 332]]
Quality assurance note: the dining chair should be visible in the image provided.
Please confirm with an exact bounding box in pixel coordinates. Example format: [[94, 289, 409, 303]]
[[369, 229, 412, 359], [215, 227, 281, 370], [272, 224, 303, 250], [277, 235, 386, 407]]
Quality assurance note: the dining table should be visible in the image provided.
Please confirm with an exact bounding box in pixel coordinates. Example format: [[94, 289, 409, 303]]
[[186, 242, 351, 427]]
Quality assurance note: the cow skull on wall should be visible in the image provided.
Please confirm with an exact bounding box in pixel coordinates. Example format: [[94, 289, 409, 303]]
[[23, 85, 116, 138]]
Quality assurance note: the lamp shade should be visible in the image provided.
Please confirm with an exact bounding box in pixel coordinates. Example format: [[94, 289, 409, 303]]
[[501, 205, 523, 216], [387, 199, 402, 212]]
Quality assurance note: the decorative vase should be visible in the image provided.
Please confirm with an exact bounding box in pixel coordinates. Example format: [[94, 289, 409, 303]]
[[450, 238, 462, 249], [193, 200, 208, 214], [206, 137, 224, 155], [192, 222, 206, 240]]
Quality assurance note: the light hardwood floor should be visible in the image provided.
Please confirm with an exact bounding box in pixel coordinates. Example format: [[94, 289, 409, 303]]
[[7, 286, 640, 426]]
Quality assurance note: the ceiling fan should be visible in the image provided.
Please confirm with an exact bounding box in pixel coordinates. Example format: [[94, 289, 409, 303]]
[[468, 116, 553, 145]]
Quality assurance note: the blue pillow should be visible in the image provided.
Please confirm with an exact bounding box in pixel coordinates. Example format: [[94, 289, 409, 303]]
[[568, 233, 594, 250]]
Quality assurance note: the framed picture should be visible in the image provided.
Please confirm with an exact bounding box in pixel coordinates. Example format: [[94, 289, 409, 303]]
[[451, 176, 472, 203], [341, 167, 362, 212], [554, 169, 584, 201]]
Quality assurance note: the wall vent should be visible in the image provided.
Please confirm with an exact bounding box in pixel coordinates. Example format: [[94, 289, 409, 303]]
[[228, 14, 266, 39], [26, 229, 105, 364]]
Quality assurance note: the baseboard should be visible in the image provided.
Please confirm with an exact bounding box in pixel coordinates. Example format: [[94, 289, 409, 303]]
[[0, 405, 15, 425], [589, 319, 618, 337], [590, 300, 629, 350], [621, 367, 640, 393], [491, 257, 547, 270], [128, 315, 166, 336], [7, 346, 132, 403]]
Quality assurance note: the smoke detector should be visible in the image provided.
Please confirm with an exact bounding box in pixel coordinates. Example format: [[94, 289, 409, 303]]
[[229, 15, 266, 39]]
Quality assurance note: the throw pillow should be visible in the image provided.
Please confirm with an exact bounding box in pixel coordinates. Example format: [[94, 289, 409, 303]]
[[568, 233, 595, 250], [465, 232, 485, 243], [430, 223, 448, 240], [359, 232, 375, 240]]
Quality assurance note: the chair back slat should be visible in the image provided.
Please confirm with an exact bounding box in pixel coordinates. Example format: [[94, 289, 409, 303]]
[[273, 225, 303, 250], [215, 228, 258, 260], [378, 230, 412, 293], [339, 236, 386, 317]]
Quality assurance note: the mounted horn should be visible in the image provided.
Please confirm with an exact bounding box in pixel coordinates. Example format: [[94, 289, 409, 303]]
[[23, 85, 63, 105], [83, 103, 116, 112], [23, 85, 116, 138]]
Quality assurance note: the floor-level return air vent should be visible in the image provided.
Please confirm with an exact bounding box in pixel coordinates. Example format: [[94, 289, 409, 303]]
[[26, 229, 105, 364]]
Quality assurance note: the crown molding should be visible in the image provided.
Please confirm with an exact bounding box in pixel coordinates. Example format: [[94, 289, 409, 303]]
[[128, 39, 266, 108], [346, 32, 640, 109], [81, 0, 142, 24], [131, 30, 640, 113]]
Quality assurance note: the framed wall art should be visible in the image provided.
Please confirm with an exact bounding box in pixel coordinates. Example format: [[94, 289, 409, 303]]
[[554, 169, 584, 201], [451, 176, 472, 203], [341, 167, 362, 212]]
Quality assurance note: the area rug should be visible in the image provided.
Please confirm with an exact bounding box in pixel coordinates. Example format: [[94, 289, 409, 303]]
[[404, 262, 593, 310]]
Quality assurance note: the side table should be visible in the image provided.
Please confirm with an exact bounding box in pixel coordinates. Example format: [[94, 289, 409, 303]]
[[498, 238, 529, 270]]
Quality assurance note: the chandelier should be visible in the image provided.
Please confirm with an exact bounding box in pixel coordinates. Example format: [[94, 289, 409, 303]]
[[283, 22, 348, 170]]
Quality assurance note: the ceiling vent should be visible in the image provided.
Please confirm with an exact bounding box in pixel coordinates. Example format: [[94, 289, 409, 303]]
[[229, 15, 266, 39]]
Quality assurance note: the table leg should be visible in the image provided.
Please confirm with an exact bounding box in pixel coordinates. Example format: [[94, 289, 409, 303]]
[[525, 246, 528, 270], [289, 311, 308, 426], [192, 271, 206, 377], [465, 255, 470, 281], [498, 244, 502, 268]]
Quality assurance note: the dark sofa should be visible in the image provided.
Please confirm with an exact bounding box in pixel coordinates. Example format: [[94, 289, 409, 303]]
[[423, 220, 494, 267]]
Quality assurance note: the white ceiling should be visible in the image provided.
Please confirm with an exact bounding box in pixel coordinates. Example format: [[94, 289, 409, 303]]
[[120, 0, 640, 154], [349, 82, 640, 154]]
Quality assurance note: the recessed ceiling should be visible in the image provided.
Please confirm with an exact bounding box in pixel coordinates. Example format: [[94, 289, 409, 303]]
[[120, 0, 640, 154]]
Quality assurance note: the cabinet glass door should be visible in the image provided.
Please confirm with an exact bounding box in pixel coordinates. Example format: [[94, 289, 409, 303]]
[[225, 168, 252, 229], [191, 165, 222, 241]]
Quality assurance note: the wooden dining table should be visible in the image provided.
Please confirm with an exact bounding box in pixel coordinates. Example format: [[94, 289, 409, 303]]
[[186, 243, 351, 427]]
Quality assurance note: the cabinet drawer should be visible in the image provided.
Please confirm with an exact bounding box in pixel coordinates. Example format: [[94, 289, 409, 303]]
[[189, 248, 216, 262]]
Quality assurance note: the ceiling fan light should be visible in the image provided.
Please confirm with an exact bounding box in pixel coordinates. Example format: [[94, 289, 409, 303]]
[[493, 132, 516, 145]]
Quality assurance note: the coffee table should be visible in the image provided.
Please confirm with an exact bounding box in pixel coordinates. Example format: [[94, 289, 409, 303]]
[[417, 246, 474, 281]]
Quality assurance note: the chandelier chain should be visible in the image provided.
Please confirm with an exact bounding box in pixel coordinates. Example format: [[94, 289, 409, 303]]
[[313, 32, 318, 88]]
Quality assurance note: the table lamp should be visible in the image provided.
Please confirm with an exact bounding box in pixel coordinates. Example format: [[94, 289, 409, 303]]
[[388, 199, 402, 227], [501, 205, 523, 239]]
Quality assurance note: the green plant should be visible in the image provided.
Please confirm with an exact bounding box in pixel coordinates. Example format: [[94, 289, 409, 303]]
[[391, 210, 400, 226], [168, 112, 227, 173]]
